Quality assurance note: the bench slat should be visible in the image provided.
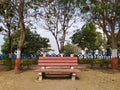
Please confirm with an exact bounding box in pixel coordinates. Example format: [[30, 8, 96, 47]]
[[39, 57, 77, 60], [38, 63, 78, 66], [38, 60, 77, 63], [35, 68, 80, 73]]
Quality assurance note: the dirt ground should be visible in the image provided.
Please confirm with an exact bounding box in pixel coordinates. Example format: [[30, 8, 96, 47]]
[[0, 65, 120, 90]]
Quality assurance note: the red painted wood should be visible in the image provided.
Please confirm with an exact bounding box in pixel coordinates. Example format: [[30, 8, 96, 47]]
[[35, 57, 80, 74], [39, 57, 77, 60], [38, 63, 78, 66], [38, 60, 77, 63], [35, 69, 80, 73]]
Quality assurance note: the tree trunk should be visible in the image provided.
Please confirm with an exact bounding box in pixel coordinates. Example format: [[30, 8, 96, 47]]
[[14, 49, 21, 71], [8, 39, 12, 70], [102, 16, 118, 69], [111, 39, 118, 69], [7, 24, 13, 70], [14, 26, 25, 72], [111, 49, 118, 69], [14, 0, 25, 72], [8, 34, 13, 61]]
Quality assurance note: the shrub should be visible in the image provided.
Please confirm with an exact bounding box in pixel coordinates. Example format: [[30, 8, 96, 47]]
[[78, 59, 111, 68], [2, 59, 37, 70], [3, 60, 15, 70], [21, 59, 38, 69]]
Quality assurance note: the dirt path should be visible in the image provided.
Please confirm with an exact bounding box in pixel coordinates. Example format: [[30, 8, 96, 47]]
[[0, 66, 120, 90]]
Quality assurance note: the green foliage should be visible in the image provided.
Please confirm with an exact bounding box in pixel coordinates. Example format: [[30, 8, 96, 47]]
[[71, 23, 103, 51], [2, 59, 38, 70], [0, 0, 14, 17], [21, 60, 37, 69], [64, 43, 75, 54], [1, 29, 50, 55], [81, 0, 120, 57], [33, 0, 79, 53], [3, 60, 15, 70], [64, 43, 81, 54], [78, 59, 112, 68]]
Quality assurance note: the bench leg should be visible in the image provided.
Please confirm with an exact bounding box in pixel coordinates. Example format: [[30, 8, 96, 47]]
[[72, 73, 76, 80], [38, 73, 42, 80]]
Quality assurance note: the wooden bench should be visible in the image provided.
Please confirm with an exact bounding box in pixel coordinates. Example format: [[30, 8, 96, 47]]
[[35, 56, 80, 80]]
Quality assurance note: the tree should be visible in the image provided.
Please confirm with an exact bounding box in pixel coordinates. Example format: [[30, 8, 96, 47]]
[[8, 0, 26, 72], [63, 43, 81, 55], [71, 23, 103, 53], [1, 29, 50, 55], [2, 0, 39, 71], [63, 43, 76, 54], [80, 0, 120, 69], [0, 0, 17, 61], [33, 0, 79, 53]]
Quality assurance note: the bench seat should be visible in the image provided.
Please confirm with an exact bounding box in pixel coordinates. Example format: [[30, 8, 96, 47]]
[[35, 56, 80, 80], [35, 68, 80, 73]]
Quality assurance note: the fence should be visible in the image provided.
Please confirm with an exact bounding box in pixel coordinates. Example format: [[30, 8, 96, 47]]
[[77, 54, 111, 59], [1, 53, 120, 60], [0, 54, 37, 60]]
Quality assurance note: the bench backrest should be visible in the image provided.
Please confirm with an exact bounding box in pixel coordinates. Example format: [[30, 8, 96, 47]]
[[38, 57, 78, 66]]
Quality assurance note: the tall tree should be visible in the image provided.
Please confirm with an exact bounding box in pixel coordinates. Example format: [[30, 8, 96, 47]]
[[80, 0, 120, 69], [33, 0, 79, 53], [0, 0, 47, 71], [0, 0, 17, 62], [9, 0, 26, 72], [71, 23, 103, 53]]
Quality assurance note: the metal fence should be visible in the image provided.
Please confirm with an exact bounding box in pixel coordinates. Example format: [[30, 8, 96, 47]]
[[0, 53, 120, 60], [0, 54, 37, 60], [77, 54, 111, 59]]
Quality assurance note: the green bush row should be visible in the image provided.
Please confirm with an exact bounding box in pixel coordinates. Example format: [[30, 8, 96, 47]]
[[2, 59, 38, 70], [78, 59, 112, 68], [78, 59, 111, 64]]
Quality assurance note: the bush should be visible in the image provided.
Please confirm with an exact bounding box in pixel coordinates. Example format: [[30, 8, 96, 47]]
[[3, 60, 15, 70], [21, 59, 38, 69], [78, 59, 111, 68], [2, 59, 37, 70]]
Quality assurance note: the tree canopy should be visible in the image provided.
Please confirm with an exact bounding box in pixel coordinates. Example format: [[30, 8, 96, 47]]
[[1, 28, 50, 55], [32, 0, 80, 53], [79, 0, 120, 68], [71, 23, 103, 52]]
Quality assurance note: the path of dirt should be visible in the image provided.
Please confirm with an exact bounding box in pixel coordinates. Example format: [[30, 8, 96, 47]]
[[0, 65, 120, 90]]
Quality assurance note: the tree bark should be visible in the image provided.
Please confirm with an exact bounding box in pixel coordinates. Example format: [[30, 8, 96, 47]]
[[111, 37, 118, 69], [100, 2, 118, 69], [14, 0, 26, 72], [111, 49, 118, 69]]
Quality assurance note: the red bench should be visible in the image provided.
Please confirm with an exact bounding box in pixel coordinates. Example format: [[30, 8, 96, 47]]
[[35, 56, 80, 80]]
